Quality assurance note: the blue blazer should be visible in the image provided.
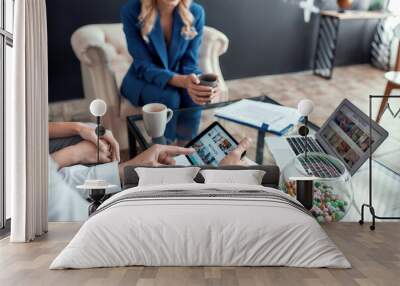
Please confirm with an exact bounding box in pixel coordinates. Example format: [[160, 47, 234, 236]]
[[120, 0, 205, 106]]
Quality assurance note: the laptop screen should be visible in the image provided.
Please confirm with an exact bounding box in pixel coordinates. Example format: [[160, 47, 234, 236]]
[[316, 99, 388, 175]]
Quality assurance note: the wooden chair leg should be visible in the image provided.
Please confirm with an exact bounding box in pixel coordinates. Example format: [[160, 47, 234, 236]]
[[376, 81, 393, 123]]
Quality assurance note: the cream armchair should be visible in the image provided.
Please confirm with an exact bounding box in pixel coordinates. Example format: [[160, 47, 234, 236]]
[[71, 23, 229, 149]]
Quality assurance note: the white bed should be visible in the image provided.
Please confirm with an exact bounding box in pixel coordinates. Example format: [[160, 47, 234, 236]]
[[50, 183, 350, 269]]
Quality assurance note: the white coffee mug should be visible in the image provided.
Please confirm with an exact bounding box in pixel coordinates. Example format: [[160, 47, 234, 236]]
[[142, 103, 173, 138]]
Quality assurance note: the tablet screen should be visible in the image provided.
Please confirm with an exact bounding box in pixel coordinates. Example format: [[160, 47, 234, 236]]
[[186, 123, 238, 166]]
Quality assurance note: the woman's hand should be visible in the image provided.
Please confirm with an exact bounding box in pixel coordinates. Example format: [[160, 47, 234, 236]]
[[168, 74, 221, 105], [184, 74, 219, 105], [78, 124, 120, 162]]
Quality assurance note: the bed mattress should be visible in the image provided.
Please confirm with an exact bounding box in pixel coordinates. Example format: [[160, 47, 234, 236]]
[[50, 183, 351, 269]]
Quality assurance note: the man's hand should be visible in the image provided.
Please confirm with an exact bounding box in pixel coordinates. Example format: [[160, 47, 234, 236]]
[[78, 124, 120, 162], [219, 138, 252, 166], [48, 122, 120, 161], [118, 144, 195, 180], [126, 144, 195, 166], [185, 74, 219, 105], [51, 140, 113, 169], [71, 140, 113, 165]]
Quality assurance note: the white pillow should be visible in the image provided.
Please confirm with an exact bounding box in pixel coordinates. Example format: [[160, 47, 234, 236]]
[[135, 167, 200, 186], [200, 169, 266, 185]]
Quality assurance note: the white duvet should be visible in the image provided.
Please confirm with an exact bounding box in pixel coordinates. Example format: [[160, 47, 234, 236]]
[[50, 183, 351, 269]]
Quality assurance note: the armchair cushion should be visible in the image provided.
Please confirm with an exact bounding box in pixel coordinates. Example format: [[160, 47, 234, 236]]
[[71, 24, 132, 88]]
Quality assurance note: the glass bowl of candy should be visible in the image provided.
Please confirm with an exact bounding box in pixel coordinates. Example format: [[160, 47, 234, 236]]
[[280, 152, 353, 223]]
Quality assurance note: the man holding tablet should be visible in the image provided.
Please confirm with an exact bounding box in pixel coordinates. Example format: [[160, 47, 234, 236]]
[[48, 121, 251, 221]]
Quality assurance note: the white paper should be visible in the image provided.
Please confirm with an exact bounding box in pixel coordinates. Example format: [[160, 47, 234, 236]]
[[215, 99, 301, 133]]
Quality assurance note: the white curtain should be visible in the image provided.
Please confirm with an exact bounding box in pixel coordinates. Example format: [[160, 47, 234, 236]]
[[7, 0, 48, 242]]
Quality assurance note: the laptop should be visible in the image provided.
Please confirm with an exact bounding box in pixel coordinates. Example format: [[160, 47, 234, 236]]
[[267, 99, 389, 178]]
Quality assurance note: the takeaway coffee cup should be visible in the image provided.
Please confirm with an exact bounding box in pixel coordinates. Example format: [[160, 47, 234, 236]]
[[142, 103, 173, 138], [198, 73, 218, 88]]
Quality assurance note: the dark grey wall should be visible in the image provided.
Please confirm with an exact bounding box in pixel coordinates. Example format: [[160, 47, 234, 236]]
[[196, 0, 319, 79], [47, 0, 126, 102], [196, 0, 377, 79], [47, 0, 377, 102]]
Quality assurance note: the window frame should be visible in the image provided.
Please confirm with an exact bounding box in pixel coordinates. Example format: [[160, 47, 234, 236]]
[[0, 0, 13, 235]]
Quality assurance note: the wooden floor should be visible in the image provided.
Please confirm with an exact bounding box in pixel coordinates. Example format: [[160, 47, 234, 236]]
[[0, 222, 399, 286]]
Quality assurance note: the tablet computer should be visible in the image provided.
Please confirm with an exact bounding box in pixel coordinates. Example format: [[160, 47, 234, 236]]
[[185, 122, 242, 166]]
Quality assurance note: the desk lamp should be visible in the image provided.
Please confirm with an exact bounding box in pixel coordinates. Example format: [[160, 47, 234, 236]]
[[77, 99, 117, 216], [297, 99, 315, 161], [89, 99, 107, 163]]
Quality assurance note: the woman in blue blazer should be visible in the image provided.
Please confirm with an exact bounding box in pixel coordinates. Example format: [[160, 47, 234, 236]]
[[120, 0, 220, 142]]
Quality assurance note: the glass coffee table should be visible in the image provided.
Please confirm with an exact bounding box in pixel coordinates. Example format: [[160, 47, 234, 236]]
[[126, 95, 317, 164]]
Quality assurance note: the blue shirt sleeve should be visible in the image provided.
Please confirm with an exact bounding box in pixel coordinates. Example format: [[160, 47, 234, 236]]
[[121, 2, 175, 88], [180, 5, 205, 75]]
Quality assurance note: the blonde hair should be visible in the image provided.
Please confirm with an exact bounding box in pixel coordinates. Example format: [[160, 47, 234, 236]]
[[138, 0, 197, 42]]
